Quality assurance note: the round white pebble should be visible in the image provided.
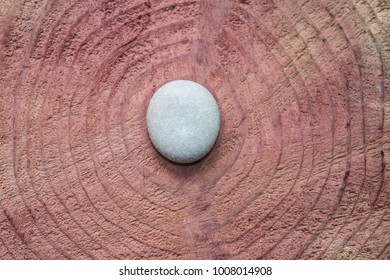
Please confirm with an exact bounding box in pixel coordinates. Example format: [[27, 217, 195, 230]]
[[147, 80, 220, 164]]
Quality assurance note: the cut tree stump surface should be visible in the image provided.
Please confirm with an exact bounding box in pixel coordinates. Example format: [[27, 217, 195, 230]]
[[0, 0, 389, 259]]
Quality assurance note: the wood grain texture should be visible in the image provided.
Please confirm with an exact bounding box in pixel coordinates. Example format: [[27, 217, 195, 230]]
[[0, 0, 389, 259]]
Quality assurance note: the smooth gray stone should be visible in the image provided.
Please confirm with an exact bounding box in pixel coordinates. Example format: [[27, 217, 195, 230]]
[[147, 80, 220, 164]]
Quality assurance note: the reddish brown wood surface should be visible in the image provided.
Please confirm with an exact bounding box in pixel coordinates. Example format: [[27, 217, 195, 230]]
[[0, 0, 389, 259]]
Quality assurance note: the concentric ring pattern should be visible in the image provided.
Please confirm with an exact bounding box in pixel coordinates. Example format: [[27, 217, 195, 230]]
[[0, 0, 389, 259]]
